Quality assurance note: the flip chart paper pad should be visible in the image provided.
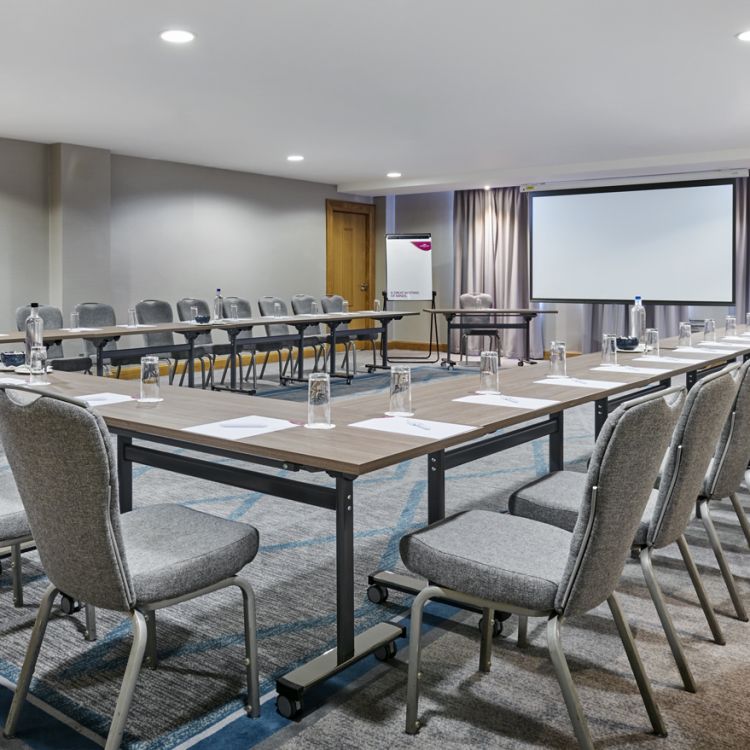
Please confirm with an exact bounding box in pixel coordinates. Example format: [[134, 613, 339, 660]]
[[633, 355, 705, 365], [79, 393, 134, 407], [534, 377, 628, 389], [453, 394, 560, 410], [183, 416, 297, 441], [590, 365, 671, 375], [349, 416, 473, 440]]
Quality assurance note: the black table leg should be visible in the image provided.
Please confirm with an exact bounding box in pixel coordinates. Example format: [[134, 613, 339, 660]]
[[549, 411, 564, 471], [329, 322, 340, 377], [229, 330, 239, 390], [96, 342, 106, 377], [428, 451, 446, 523], [117, 435, 133, 513], [336, 475, 355, 663]]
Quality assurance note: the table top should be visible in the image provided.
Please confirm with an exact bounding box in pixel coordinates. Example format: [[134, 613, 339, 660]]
[[426, 308, 558, 316], [0, 310, 419, 346], [3, 338, 743, 477]]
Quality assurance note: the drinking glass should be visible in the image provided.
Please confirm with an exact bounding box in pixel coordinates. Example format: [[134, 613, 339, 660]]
[[273, 302, 282, 318], [704, 318, 716, 342], [229, 304, 239, 320], [373, 298, 381, 313], [311, 301, 319, 315], [306, 372, 333, 428], [548, 341, 567, 377], [645, 328, 660, 356], [139, 355, 161, 402], [28, 345, 48, 385], [678, 322, 692, 347], [726, 315, 737, 338], [69, 312, 80, 330], [128, 308, 138, 327], [601, 334, 618, 366], [190, 305, 199, 322], [477, 351, 499, 394], [342, 299, 349, 313], [386, 365, 413, 416]]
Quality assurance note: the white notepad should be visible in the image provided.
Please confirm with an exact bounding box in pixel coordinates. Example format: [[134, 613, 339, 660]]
[[453, 394, 560, 410], [698, 341, 747, 349], [79, 393, 134, 407], [62, 327, 102, 332], [183, 415, 297, 440], [589, 365, 671, 375], [675, 347, 735, 356], [116, 324, 157, 329], [349, 416, 474, 440], [0, 377, 28, 385], [534, 377, 627, 390], [633, 355, 703, 365]]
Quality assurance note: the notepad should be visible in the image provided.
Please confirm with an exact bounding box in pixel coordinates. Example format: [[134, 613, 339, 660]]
[[675, 347, 735, 356], [453, 394, 560, 410], [590, 365, 671, 375], [633, 355, 703, 365], [349, 416, 474, 440], [62, 327, 102, 332], [534, 377, 628, 390], [698, 341, 747, 349], [79, 393, 134, 407], [0, 377, 28, 385], [116, 324, 157, 329], [183, 415, 297, 440]]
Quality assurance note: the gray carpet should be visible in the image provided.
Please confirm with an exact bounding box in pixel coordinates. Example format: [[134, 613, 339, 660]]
[[1, 368, 749, 748]]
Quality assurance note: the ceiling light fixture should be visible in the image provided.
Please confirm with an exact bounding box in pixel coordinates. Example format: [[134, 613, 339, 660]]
[[160, 29, 195, 44], [737, 30, 750, 41], [484, 185, 491, 190], [287, 155, 304, 162], [386, 172, 402, 178]]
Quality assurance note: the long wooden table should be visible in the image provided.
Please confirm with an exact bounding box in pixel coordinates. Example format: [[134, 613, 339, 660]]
[[3, 333, 748, 717]]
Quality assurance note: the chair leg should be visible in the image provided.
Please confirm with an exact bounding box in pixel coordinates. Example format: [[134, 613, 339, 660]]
[[105, 610, 148, 750], [259, 353, 269, 381], [3, 584, 59, 738], [698, 499, 748, 621], [607, 593, 668, 737], [676, 535, 725, 645], [84, 604, 98, 642], [479, 607, 494, 673], [235, 578, 261, 718], [546, 615, 594, 750], [729, 492, 750, 549], [144, 610, 158, 668], [370, 338, 377, 368], [639, 547, 697, 692], [405, 586, 437, 734], [11, 543, 23, 608], [517, 615, 528, 648]]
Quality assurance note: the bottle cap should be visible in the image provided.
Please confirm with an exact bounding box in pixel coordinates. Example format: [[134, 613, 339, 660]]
[[30, 302, 39, 308]]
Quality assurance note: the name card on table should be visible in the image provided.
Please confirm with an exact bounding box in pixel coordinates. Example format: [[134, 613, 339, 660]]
[[183, 416, 297, 440], [349, 416, 474, 440], [453, 394, 560, 410], [589, 365, 671, 375], [534, 377, 628, 389]]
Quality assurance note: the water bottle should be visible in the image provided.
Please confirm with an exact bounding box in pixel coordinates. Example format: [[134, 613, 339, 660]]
[[25, 302, 44, 365], [630, 295, 647, 346], [213, 288, 223, 321]]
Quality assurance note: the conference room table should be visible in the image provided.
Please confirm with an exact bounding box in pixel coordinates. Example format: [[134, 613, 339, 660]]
[[3, 330, 748, 717]]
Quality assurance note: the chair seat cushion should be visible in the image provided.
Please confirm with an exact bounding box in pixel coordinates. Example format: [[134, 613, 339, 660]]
[[508, 471, 586, 532], [0, 495, 31, 542], [120, 505, 259, 605], [400, 510, 572, 611]]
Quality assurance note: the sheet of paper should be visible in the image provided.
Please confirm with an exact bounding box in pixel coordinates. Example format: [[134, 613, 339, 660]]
[[0, 377, 28, 385], [116, 324, 157, 329], [453, 394, 560, 410], [633, 355, 703, 365], [0, 334, 8, 338], [349, 416, 474, 440], [720, 336, 750, 342], [534, 377, 627, 389], [589, 365, 671, 375], [183, 415, 297, 440], [79, 392, 134, 407], [698, 341, 747, 349], [675, 347, 735, 356], [62, 327, 102, 332]]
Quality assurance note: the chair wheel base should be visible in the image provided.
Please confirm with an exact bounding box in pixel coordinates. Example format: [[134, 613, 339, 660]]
[[276, 694, 303, 720], [59, 593, 80, 615], [374, 641, 398, 661], [367, 583, 389, 604]]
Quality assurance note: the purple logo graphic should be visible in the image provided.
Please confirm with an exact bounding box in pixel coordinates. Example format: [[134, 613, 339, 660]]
[[412, 241, 431, 251]]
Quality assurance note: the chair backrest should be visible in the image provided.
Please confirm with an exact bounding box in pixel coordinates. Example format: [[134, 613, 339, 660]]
[[74, 302, 117, 355], [459, 293, 494, 328], [135, 299, 175, 348], [556, 386, 686, 618], [0, 387, 135, 611], [258, 296, 291, 337], [291, 294, 322, 335], [702, 358, 750, 501], [176, 298, 213, 346], [223, 297, 254, 340], [647, 364, 740, 549], [15, 304, 64, 359], [321, 295, 350, 331]]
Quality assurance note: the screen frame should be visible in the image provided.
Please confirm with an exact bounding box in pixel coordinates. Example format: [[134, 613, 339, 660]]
[[528, 178, 736, 305]]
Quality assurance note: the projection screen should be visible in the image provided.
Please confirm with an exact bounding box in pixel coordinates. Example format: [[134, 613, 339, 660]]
[[529, 180, 735, 305]]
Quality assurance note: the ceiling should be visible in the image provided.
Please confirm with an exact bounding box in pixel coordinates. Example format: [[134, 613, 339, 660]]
[[1, 1, 750, 195]]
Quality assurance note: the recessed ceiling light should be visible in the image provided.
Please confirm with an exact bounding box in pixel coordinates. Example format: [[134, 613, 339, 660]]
[[737, 30, 750, 41], [160, 29, 195, 44], [287, 155, 304, 162], [386, 172, 402, 178], [484, 185, 491, 191]]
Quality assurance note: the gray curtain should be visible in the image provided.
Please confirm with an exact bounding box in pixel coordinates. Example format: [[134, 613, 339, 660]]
[[734, 177, 750, 319], [453, 188, 542, 359]]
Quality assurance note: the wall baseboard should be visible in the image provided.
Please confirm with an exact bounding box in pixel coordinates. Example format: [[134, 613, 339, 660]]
[[389, 340, 448, 352]]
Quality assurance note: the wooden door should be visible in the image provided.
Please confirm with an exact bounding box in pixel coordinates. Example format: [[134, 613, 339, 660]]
[[326, 200, 375, 331]]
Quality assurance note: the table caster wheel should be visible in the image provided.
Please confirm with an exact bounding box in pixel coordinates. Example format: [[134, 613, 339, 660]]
[[367, 583, 389, 604], [276, 694, 303, 720], [517, 361, 524, 366], [478, 615, 504, 638], [59, 594, 80, 615], [374, 641, 398, 661]]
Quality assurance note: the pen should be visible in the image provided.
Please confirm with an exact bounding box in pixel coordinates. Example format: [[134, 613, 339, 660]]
[[407, 420, 430, 431]]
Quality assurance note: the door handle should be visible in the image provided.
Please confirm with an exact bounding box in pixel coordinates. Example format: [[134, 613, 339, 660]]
[[360, 282, 369, 291]]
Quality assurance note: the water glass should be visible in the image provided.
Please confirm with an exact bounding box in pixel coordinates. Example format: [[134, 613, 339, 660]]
[[645, 328, 660, 356], [373, 298, 381, 313], [386, 365, 413, 416], [678, 322, 692, 347], [139, 356, 161, 402], [311, 301, 319, 315], [342, 299, 349, 313], [28, 346, 48, 385], [273, 302, 282, 318], [726, 315, 737, 338], [601, 333, 618, 366], [229, 304, 239, 320], [69, 312, 80, 330], [190, 305, 199, 322], [704, 318, 716, 342], [548, 341, 567, 377], [477, 351, 499, 393], [306, 372, 333, 428], [128, 307, 138, 327]]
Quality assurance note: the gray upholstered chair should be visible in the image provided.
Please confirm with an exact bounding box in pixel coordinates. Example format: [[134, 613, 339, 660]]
[[0, 387, 261, 749], [134, 299, 186, 385], [257, 296, 296, 382], [290, 294, 326, 373], [74, 302, 139, 378], [510, 365, 740, 694], [221, 296, 256, 386], [458, 292, 499, 363], [321, 294, 377, 372], [175, 297, 231, 388], [696, 358, 750, 622], [0, 494, 32, 608], [400, 386, 685, 748]]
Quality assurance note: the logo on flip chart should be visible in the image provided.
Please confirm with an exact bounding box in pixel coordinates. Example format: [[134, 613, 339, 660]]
[[411, 241, 431, 251]]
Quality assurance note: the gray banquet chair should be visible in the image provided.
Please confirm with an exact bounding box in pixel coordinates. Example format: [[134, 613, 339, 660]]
[[0, 493, 32, 608], [257, 296, 297, 382], [290, 294, 326, 373], [0, 386, 261, 749], [510, 364, 740, 694], [74, 302, 140, 378], [458, 292, 499, 363], [175, 297, 231, 388], [321, 294, 377, 372], [221, 297, 268, 389], [134, 299, 188, 386], [400, 386, 685, 748]]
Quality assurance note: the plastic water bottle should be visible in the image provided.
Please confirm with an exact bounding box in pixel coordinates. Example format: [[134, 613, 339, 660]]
[[25, 303, 44, 365], [213, 289, 223, 321], [630, 295, 647, 346]]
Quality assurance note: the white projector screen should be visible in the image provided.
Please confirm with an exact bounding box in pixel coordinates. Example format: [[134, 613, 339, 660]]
[[530, 180, 735, 304]]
